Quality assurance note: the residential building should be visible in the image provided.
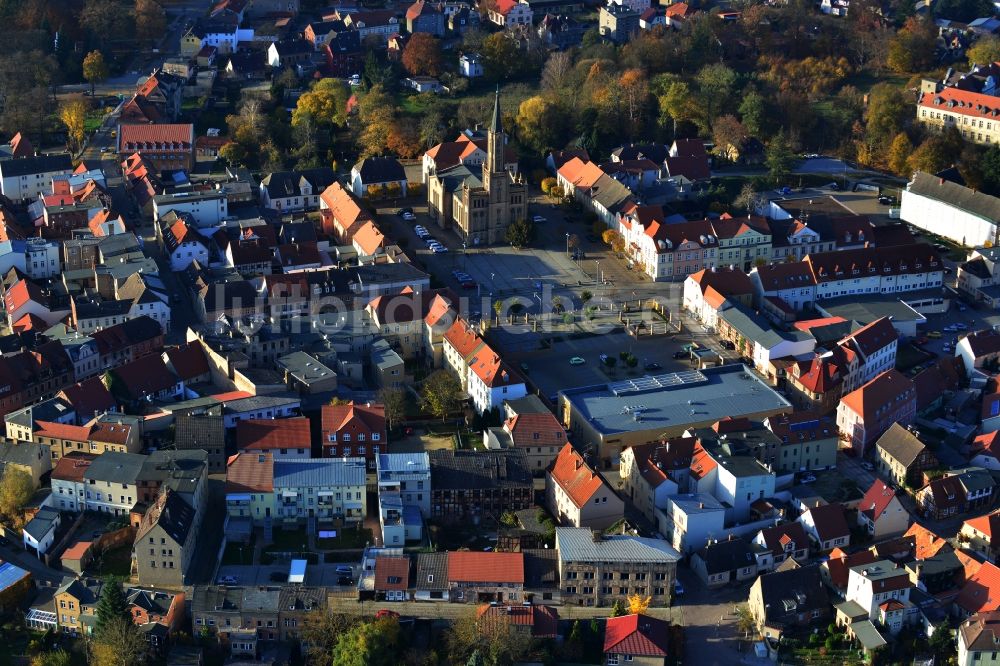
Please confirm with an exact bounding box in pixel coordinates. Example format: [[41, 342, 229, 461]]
[[761, 412, 839, 472], [545, 443, 624, 530], [271, 458, 368, 525], [224, 451, 275, 529], [259, 169, 336, 212], [54, 577, 102, 634], [682, 267, 755, 329], [554, 527, 680, 607], [235, 417, 311, 460], [350, 157, 407, 198], [0, 154, 73, 201], [116, 124, 195, 173], [959, 611, 1000, 666], [447, 551, 524, 603], [173, 411, 226, 473], [321, 401, 387, 470], [799, 502, 850, 552], [845, 560, 912, 625], [487, 0, 533, 27], [837, 370, 917, 457], [899, 169, 1000, 247], [376, 452, 431, 516], [958, 246, 1000, 306], [425, 92, 528, 246], [750, 261, 819, 313], [477, 603, 559, 640], [661, 493, 726, 555], [917, 468, 995, 520], [957, 562, 1000, 616], [406, 0, 445, 35], [691, 536, 760, 588], [374, 556, 410, 601], [80, 451, 146, 516], [716, 303, 816, 378], [753, 522, 810, 571], [599, 3, 640, 42], [874, 424, 937, 489], [748, 564, 830, 639], [804, 245, 944, 301], [0, 441, 51, 488], [428, 449, 533, 520], [961, 511, 1000, 562], [603, 614, 673, 666], [133, 489, 197, 588], [483, 409, 568, 471], [153, 190, 228, 227], [23, 507, 60, 558], [957, 329, 1000, 379], [857, 479, 911, 540]]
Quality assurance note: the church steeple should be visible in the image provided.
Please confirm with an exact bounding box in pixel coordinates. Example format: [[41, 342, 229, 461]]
[[490, 86, 502, 134], [486, 87, 505, 176]]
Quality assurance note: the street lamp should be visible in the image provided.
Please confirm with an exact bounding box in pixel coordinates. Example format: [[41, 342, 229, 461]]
[[595, 261, 601, 284], [565, 233, 570, 257]]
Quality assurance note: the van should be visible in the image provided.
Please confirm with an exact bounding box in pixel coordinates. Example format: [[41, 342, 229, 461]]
[[335, 565, 353, 575]]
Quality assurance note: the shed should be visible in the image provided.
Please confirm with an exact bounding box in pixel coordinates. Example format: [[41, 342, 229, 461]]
[[289, 559, 307, 584]]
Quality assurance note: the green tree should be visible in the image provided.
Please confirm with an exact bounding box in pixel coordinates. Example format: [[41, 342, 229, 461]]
[[82, 50, 108, 96], [0, 466, 32, 527], [30, 650, 71, 666], [377, 387, 406, 431], [610, 599, 628, 616], [765, 132, 794, 183], [888, 132, 914, 175], [95, 578, 131, 637], [907, 136, 951, 173], [302, 613, 356, 666], [658, 80, 698, 136], [516, 95, 565, 153], [293, 78, 351, 129], [968, 35, 1000, 65], [89, 616, 145, 666], [420, 370, 462, 421], [481, 32, 518, 81], [929, 625, 953, 657], [695, 63, 738, 129], [739, 89, 769, 138], [331, 617, 400, 666], [887, 17, 937, 73], [134, 0, 165, 41], [506, 218, 534, 248], [980, 144, 1000, 195]]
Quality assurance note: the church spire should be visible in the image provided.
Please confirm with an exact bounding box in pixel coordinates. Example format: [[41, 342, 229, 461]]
[[490, 86, 502, 134]]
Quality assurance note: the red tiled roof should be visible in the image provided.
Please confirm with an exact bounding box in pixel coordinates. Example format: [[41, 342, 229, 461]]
[[34, 421, 91, 442], [468, 346, 523, 389], [805, 245, 942, 283], [477, 604, 559, 638], [859, 479, 899, 524], [758, 522, 809, 557], [225, 451, 274, 493], [904, 523, 950, 559], [505, 412, 566, 448], [548, 443, 608, 508], [62, 541, 92, 561], [603, 614, 671, 657], [58, 377, 117, 420], [840, 370, 915, 419], [754, 261, 817, 290], [443, 318, 485, 360], [687, 267, 754, 297], [111, 353, 176, 398], [879, 599, 905, 612], [165, 342, 210, 381], [689, 442, 717, 480], [823, 548, 876, 590], [803, 503, 849, 543], [321, 402, 386, 441], [957, 561, 1000, 614], [447, 551, 524, 584], [965, 511, 1000, 540], [237, 417, 311, 451], [919, 86, 1000, 121], [118, 124, 193, 152], [50, 452, 97, 482], [374, 556, 410, 591], [89, 418, 132, 445]]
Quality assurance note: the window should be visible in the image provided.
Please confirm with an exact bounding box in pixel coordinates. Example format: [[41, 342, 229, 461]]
[[343, 433, 351, 442]]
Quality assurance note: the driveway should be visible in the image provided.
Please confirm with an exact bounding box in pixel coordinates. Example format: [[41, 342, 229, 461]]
[[675, 568, 769, 666]]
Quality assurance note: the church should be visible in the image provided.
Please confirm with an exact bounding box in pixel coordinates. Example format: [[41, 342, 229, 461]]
[[425, 91, 528, 245]]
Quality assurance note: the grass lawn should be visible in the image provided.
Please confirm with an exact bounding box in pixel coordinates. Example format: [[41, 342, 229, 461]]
[[90, 546, 132, 577], [784, 646, 860, 664], [221, 541, 254, 566], [267, 527, 309, 552], [315, 527, 373, 550], [83, 113, 104, 133]]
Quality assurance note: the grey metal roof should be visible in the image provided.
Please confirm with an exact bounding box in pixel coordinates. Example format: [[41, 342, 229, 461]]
[[0, 561, 28, 591], [816, 295, 929, 326], [875, 424, 927, 467], [0, 153, 72, 178], [223, 395, 301, 413], [504, 394, 549, 415], [667, 493, 725, 515], [718, 302, 811, 349], [559, 364, 792, 436], [272, 458, 367, 489], [695, 537, 756, 575], [0, 441, 47, 467], [907, 171, 1000, 222], [84, 452, 147, 485], [555, 528, 681, 564], [371, 339, 403, 371], [277, 351, 336, 384], [376, 453, 430, 480], [24, 507, 60, 541]]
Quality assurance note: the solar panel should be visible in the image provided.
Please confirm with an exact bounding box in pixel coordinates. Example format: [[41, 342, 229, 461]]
[[609, 370, 708, 396]]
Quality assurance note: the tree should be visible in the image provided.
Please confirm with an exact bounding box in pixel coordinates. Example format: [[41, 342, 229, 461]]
[[887, 17, 937, 73], [331, 617, 401, 666], [82, 50, 108, 96], [59, 99, 88, 153], [541, 51, 573, 92], [969, 36, 1000, 65], [89, 616, 145, 666], [610, 599, 628, 617], [658, 80, 698, 136], [888, 132, 914, 175], [713, 114, 747, 157], [0, 467, 32, 527], [506, 218, 534, 248], [627, 593, 652, 615], [293, 78, 351, 129], [540, 177, 557, 194], [420, 370, 462, 421], [95, 578, 131, 636], [357, 85, 396, 158], [516, 96, 564, 153], [386, 123, 423, 158], [481, 33, 519, 81], [378, 387, 406, 430], [734, 182, 761, 213], [302, 613, 357, 666], [30, 651, 71, 666], [907, 136, 952, 174], [765, 132, 794, 184], [80, 0, 129, 46], [929, 625, 954, 657], [401, 33, 443, 77], [219, 141, 248, 167], [735, 605, 757, 637], [135, 0, 165, 41], [695, 63, 737, 129]]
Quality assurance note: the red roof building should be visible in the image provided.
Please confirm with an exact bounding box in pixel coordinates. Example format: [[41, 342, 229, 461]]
[[236, 418, 311, 458], [858, 479, 911, 540], [837, 369, 916, 457], [374, 556, 410, 601], [957, 561, 1000, 615], [447, 551, 524, 590], [321, 401, 386, 468], [604, 614, 672, 662], [116, 124, 195, 172], [477, 604, 558, 639], [545, 443, 624, 530]]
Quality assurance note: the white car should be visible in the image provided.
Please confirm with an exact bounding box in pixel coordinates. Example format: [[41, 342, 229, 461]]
[[431, 245, 448, 254], [800, 474, 816, 484], [531, 215, 547, 223], [861, 462, 874, 471], [402, 213, 416, 221]]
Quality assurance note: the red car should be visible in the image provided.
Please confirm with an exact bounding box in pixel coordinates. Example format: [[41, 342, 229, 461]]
[[375, 609, 400, 620]]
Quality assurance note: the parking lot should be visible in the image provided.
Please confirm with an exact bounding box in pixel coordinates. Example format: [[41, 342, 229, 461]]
[[215, 561, 360, 588]]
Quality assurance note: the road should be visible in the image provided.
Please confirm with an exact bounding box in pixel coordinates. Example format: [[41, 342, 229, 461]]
[[0, 541, 65, 586]]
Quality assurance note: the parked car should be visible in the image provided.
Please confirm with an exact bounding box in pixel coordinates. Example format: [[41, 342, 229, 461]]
[[927, 331, 942, 339], [531, 215, 547, 223], [217, 575, 238, 585], [644, 362, 662, 371], [335, 565, 354, 575], [861, 462, 875, 471], [375, 609, 400, 620], [878, 195, 895, 205], [720, 340, 736, 350], [396, 208, 412, 216], [672, 350, 689, 359], [431, 245, 448, 254], [800, 474, 817, 484], [674, 580, 685, 595], [569, 357, 586, 366], [599, 354, 609, 363], [337, 575, 354, 586]]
